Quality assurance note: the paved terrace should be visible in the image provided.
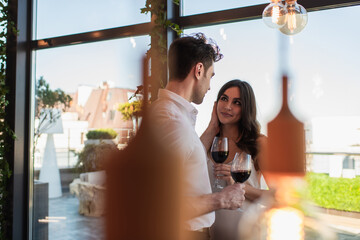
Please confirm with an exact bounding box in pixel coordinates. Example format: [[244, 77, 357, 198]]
[[48, 193, 104, 240], [46, 193, 360, 240]]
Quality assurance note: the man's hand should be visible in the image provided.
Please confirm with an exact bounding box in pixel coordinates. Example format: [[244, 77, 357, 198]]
[[184, 183, 245, 219], [218, 183, 245, 210]]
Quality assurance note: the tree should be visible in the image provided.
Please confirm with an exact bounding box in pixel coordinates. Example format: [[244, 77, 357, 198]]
[[34, 77, 72, 157], [35, 76, 72, 116]]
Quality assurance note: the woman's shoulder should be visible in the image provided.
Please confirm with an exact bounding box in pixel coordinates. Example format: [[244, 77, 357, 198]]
[[257, 134, 267, 144]]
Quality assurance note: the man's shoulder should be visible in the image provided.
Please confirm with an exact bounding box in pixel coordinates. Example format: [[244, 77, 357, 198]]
[[150, 98, 183, 119]]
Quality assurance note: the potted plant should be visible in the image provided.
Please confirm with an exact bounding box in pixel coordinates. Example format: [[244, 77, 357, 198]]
[[75, 142, 118, 174], [84, 128, 118, 146], [70, 142, 119, 217], [117, 100, 143, 132]]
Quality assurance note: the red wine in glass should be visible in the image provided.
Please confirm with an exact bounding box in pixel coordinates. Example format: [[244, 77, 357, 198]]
[[231, 152, 252, 183], [211, 136, 229, 189], [231, 170, 251, 183], [211, 151, 229, 164]]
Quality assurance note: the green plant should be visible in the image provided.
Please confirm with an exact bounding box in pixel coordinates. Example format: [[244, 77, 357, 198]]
[[118, 100, 143, 132], [141, 0, 182, 61], [86, 128, 117, 140], [118, 100, 142, 121], [141, 0, 182, 90], [75, 143, 119, 173], [0, 0, 17, 238], [35, 76, 72, 116], [306, 172, 360, 212]]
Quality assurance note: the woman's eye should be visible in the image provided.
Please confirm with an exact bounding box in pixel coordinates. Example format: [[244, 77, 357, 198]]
[[234, 100, 241, 105], [220, 96, 227, 101]]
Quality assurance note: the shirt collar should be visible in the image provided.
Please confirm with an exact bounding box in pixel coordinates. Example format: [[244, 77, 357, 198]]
[[158, 88, 198, 117]]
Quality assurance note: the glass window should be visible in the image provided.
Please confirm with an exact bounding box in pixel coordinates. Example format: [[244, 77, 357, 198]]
[[185, 6, 360, 151], [185, 6, 360, 236], [181, 0, 267, 16], [35, 0, 150, 39], [184, 20, 279, 136], [286, 9, 360, 218], [32, 35, 150, 239], [288, 6, 360, 120]]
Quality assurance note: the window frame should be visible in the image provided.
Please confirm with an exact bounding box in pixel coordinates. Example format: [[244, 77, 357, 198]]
[[5, 0, 360, 239]]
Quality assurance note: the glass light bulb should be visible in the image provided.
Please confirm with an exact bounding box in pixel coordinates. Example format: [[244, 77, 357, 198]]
[[262, 2, 288, 29], [280, 1, 308, 35]]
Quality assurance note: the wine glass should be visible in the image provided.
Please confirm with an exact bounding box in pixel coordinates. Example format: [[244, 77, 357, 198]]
[[231, 152, 252, 183], [211, 136, 229, 189]]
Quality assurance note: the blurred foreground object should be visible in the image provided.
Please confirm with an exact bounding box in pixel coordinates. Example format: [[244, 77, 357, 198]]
[[105, 56, 186, 240], [105, 116, 186, 240], [238, 75, 336, 240], [264, 75, 305, 181]]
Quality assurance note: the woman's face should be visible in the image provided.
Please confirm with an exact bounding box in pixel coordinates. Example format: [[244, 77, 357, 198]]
[[217, 86, 242, 125]]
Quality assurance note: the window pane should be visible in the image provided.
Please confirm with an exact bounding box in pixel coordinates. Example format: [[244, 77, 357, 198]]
[[181, 0, 267, 16], [184, 21, 279, 136], [35, 0, 150, 39], [32, 35, 150, 239], [287, 7, 360, 211], [185, 6, 360, 236], [185, 6, 360, 158]]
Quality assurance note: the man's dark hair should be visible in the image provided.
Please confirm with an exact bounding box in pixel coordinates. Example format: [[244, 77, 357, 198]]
[[168, 33, 223, 81]]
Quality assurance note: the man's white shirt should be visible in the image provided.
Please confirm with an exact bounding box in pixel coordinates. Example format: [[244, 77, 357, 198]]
[[149, 89, 215, 231]]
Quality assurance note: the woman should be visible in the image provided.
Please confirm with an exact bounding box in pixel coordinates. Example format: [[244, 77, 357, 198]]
[[200, 79, 268, 240]]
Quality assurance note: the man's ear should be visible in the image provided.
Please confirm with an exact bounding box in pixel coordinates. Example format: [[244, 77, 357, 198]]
[[194, 62, 204, 80]]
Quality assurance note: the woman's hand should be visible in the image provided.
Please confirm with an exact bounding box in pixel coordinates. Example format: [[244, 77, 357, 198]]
[[200, 102, 220, 151], [214, 163, 234, 186], [208, 101, 220, 134]]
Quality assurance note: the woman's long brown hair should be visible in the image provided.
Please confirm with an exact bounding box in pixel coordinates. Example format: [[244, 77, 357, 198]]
[[216, 79, 261, 170]]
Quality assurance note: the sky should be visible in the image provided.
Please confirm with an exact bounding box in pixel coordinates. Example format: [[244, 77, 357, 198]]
[[35, 36, 150, 92], [34, 1, 360, 148], [35, 0, 149, 39], [183, 6, 360, 134]]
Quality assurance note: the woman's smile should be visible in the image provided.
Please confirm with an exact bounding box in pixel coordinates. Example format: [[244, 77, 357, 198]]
[[217, 86, 242, 125], [220, 112, 233, 118]]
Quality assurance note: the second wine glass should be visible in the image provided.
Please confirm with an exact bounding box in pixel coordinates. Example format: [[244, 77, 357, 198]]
[[211, 136, 229, 189], [231, 152, 252, 183]]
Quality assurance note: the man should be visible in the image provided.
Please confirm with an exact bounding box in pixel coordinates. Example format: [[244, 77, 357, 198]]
[[150, 33, 245, 240]]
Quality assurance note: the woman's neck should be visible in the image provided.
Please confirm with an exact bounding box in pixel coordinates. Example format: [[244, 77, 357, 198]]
[[220, 124, 240, 142]]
